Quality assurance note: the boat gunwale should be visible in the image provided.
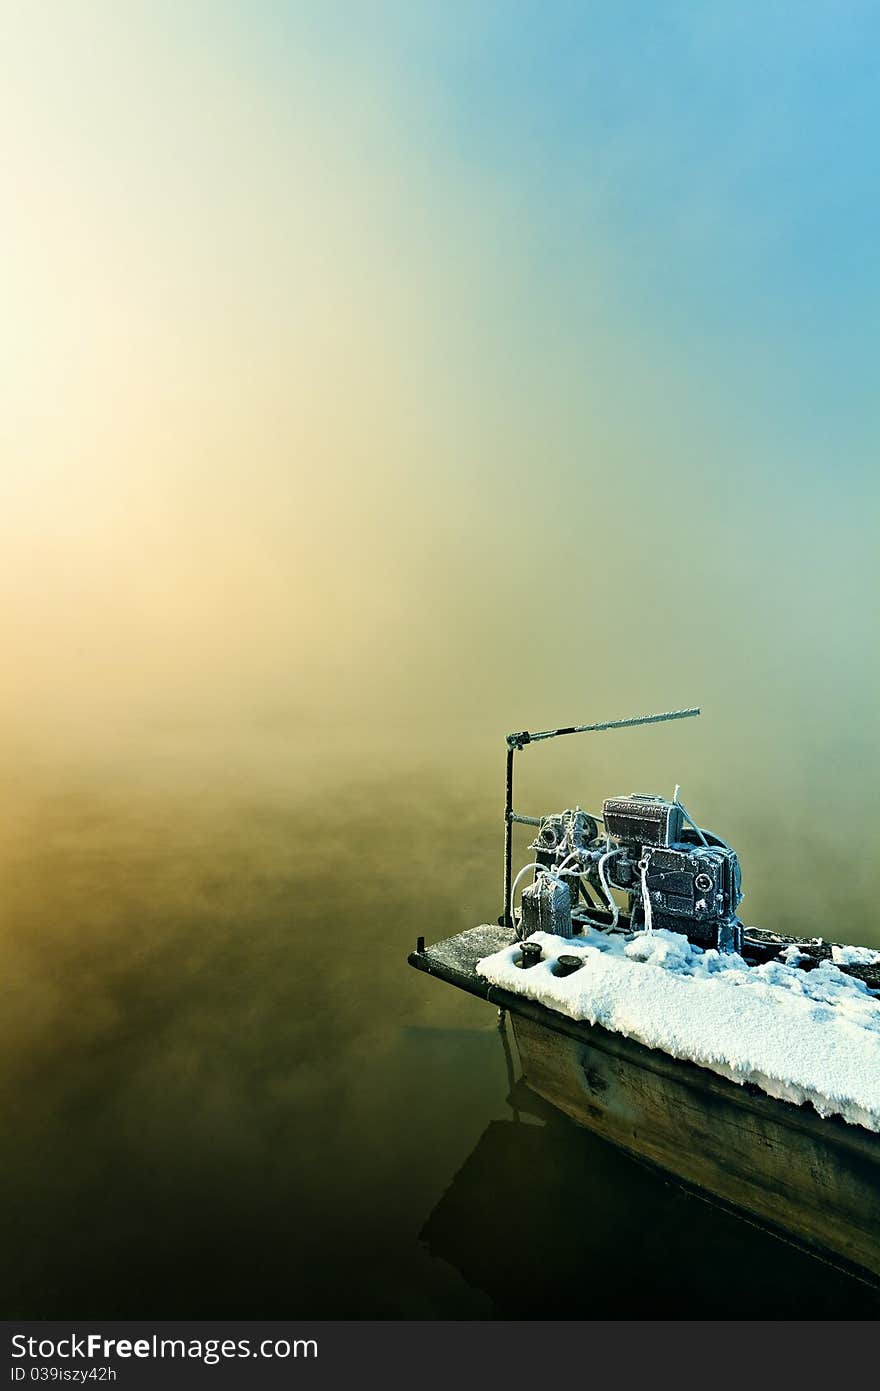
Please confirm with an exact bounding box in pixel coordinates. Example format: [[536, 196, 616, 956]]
[[408, 932, 880, 1162]]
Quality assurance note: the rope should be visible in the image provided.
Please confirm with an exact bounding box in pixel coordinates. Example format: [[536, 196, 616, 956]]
[[639, 853, 655, 935], [598, 844, 623, 929]]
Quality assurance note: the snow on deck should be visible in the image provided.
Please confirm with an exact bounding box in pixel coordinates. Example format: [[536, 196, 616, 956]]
[[476, 927, 880, 1132]]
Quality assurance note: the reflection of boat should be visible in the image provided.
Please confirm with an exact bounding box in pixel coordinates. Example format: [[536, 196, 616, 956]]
[[420, 1083, 880, 1318], [410, 925, 880, 1285], [408, 709, 880, 1285]]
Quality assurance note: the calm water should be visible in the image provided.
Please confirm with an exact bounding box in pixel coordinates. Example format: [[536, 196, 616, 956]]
[[2, 757, 879, 1319]]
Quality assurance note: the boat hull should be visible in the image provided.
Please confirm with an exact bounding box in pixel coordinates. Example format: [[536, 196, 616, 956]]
[[408, 925, 880, 1284], [510, 1007, 880, 1281]]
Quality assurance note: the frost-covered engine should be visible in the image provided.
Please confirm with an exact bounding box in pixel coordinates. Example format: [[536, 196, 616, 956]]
[[522, 794, 743, 953]]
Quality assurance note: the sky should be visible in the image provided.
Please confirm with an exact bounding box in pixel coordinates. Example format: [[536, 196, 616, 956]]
[[1, 2, 877, 857]]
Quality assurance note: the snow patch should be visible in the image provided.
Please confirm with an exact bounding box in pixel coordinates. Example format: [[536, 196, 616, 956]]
[[476, 926, 880, 1132], [832, 943, 880, 966]]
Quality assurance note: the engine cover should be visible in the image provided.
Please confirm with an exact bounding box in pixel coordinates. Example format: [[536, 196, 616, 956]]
[[641, 844, 742, 950], [603, 795, 684, 848]]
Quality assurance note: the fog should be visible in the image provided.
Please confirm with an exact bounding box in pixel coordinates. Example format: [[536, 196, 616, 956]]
[[1, 2, 878, 1317]]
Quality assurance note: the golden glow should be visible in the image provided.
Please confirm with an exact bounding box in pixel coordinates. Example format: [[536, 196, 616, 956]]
[[0, 6, 875, 943]]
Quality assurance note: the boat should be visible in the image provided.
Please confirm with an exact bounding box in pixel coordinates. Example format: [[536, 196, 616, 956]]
[[419, 1084, 880, 1317], [407, 708, 880, 1283]]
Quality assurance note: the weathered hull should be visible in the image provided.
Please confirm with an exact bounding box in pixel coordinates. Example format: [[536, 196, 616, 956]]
[[510, 1008, 880, 1282], [408, 925, 880, 1284]]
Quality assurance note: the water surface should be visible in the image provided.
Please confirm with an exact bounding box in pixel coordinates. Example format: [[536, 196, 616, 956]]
[[2, 750, 878, 1318]]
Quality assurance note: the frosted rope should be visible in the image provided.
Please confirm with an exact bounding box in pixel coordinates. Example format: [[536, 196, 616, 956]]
[[598, 845, 623, 929], [640, 854, 654, 935], [672, 785, 710, 849]]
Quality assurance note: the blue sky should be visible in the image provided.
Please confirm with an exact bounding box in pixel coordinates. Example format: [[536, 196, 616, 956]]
[[273, 0, 880, 477]]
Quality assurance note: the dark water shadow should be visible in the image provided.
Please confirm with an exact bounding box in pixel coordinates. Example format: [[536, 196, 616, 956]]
[[420, 1070, 880, 1320]]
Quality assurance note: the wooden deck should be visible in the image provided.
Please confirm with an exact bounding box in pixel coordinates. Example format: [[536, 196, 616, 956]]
[[408, 926, 880, 1283]]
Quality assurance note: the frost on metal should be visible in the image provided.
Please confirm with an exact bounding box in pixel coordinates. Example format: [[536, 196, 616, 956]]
[[513, 791, 743, 954], [476, 927, 880, 1132]]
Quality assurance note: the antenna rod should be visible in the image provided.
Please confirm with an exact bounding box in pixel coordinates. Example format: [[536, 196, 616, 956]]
[[501, 707, 700, 929], [506, 706, 700, 751]]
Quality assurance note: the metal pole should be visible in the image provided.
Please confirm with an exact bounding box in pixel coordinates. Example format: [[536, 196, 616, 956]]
[[500, 707, 699, 930], [521, 706, 700, 746], [502, 742, 514, 928]]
